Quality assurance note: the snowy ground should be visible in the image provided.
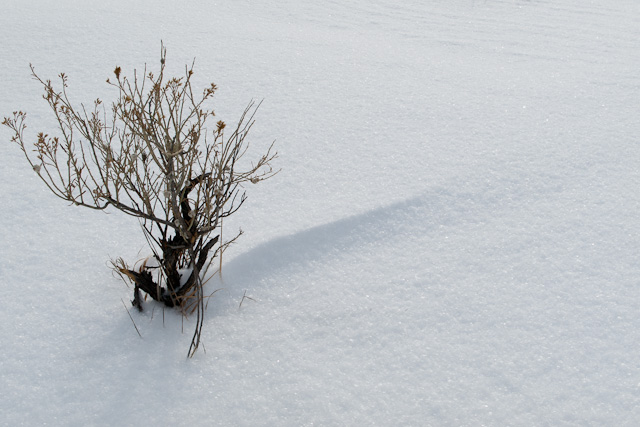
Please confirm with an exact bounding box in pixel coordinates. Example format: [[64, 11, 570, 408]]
[[2, 0, 640, 425]]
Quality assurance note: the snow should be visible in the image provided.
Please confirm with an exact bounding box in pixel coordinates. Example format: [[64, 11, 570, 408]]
[[2, 0, 640, 425]]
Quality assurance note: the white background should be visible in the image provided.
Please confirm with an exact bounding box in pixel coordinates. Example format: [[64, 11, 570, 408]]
[[1, 0, 639, 425]]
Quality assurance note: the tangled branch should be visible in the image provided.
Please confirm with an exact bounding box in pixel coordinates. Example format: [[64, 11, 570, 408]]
[[3, 44, 278, 357]]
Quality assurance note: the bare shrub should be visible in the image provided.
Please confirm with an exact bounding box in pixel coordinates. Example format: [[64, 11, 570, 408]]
[[2, 45, 277, 357]]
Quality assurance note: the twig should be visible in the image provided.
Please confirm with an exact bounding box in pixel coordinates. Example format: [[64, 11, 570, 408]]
[[204, 288, 223, 310], [219, 216, 223, 278], [121, 298, 142, 338], [239, 290, 256, 309]]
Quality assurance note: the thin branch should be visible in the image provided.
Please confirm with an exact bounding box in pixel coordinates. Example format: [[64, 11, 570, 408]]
[[3, 47, 277, 358], [121, 298, 143, 338]]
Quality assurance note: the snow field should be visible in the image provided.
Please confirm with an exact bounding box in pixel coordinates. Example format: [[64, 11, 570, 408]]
[[1, 0, 640, 425]]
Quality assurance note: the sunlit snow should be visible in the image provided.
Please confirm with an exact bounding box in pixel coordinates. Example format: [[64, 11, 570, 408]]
[[1, 0, 639, 425]]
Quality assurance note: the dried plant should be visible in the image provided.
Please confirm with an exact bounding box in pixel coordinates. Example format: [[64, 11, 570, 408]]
[[2, 45, 277, 357]]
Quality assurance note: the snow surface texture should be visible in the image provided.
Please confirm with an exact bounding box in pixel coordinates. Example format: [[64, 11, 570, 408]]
[[1, 0, 640, 425]]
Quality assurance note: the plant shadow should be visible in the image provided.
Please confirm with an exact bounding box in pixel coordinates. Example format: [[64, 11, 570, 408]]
[[210, 183, 498, 304]]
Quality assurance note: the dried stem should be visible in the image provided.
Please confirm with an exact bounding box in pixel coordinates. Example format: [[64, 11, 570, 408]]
[[3, 44, 278, 357]]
